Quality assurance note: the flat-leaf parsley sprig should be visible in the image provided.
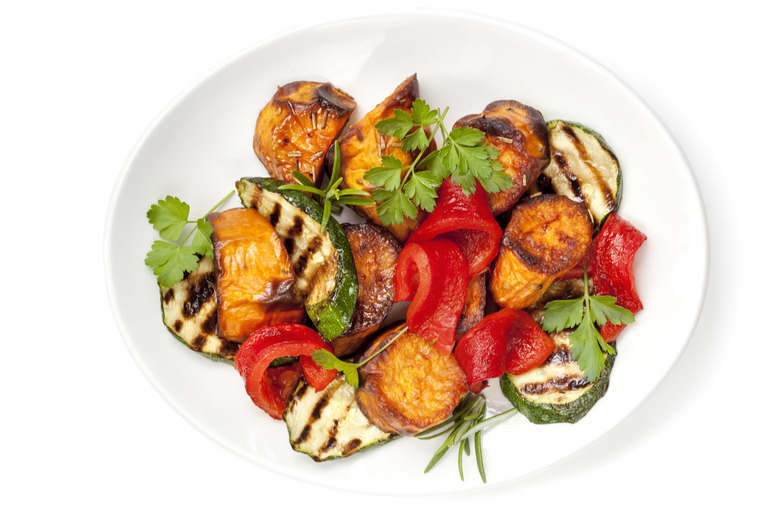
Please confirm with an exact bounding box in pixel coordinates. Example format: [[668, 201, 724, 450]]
[[541, 271, 635, 382], [279, 140, 375, 233], [365, 98, 512, 226], [144, 190, 234, 287]]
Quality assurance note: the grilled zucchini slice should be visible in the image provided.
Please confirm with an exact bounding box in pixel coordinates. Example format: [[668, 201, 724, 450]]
[[159, 256, 238, 363], [284, 376, 397, 462], [236, 177, 358, 340], [544, 120, 622, 227], [500, 329, 616, 424]]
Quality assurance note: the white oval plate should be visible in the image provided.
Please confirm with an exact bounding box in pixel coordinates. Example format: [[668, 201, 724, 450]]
[[106, 11, 708, 495]]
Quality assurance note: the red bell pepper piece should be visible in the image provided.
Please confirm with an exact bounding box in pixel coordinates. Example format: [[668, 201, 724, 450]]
[[234, 324, 337, 420], [394, 238, 468, 354], [454, 308, 555, 384], [592, 214, 647, 342], [407, 177, 502, 279]]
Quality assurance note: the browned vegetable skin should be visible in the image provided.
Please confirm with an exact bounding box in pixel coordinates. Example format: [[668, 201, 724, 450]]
[[330, 74, 434, 242], [254, 81, 356, 186], [455, 272, 487, 340], [208, 208, 305, 342], [453, 100, 550, 215], [330, 223, 401, 357], [355, 323, 468, 436], [489, 194, 592, 310]]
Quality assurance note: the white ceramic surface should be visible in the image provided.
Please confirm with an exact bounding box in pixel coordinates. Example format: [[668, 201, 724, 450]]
[[106, 11, 708, 495]]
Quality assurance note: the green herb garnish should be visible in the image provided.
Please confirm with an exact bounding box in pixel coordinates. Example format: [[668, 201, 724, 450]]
[[311, 325, 407, 388], [144, 191, 234, 287], [279, 140, 375, 232], [364, 98, 512, 225], [416, 392, 518, 482], [541, 271, 634, 382]]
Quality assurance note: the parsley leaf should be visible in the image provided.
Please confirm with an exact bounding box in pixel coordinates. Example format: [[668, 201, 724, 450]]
[[542, 271, 633, 382], [366, 99, 513, 226], [145, 191, 234, 287]]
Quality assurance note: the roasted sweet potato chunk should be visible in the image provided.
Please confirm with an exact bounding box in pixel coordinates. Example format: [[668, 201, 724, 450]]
[[454, 100, 549, 215], [208, 208, 304, 341], [330, 223, 401, 357], [254, 81, 356, 185], [331, 74, 433, 242], [355, 324, 468, 436], [489, 195, 592, 309]]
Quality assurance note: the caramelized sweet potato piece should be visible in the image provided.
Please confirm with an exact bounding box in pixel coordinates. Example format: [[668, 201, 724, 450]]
[[208, 208, 304, 341], [356, 324, 468, 436], [455, 272, 487, 340], [453, 100, 549, 215], [331, 74, 433, 242], [489, 195, 592, 309], [254, 81, 356, 185], [330, 223, 401, 357]]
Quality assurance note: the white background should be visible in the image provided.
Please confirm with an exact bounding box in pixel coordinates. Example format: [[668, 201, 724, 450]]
[[2, 1, 777, 505]]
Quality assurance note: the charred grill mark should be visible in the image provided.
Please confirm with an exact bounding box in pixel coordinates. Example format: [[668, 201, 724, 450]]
[[173, 320, 183, 333], [344, 438, 363, 454], [521, 375, 591, 395], [218, 339, 239, 358], [294, 236, 323, 274], [560, 124, 615, 209], [311, 388, 334, 420], [201, 310, 217, 335], [283, 236, 296, 256], [192, 334, 207, 351], [183, 274, 215, 318], [287, 215, 304, 240], [269, 202, 282, 228], [544, 345, 572, 365], [293, 424, 311, 445], [319, 421, 340, 453], [162, 289, 174, 304], [553, 148, 586, 202]]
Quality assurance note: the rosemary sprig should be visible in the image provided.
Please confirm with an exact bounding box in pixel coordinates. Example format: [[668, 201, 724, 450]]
[[416, 392, 518, 482], [279, 141, 375, 232]]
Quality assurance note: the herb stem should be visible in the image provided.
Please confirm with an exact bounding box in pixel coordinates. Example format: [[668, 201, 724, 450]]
[[178, 190, 235, 246]]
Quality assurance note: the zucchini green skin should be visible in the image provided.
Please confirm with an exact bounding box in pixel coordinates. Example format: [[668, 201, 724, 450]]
[[236, 177, 358, 341], [500, 337, 616, 424], [545, 120, 622, 229]]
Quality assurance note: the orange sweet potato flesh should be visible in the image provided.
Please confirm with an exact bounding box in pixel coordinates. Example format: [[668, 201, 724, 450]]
[[331, 74, 434, 242], [208, 208, 305, 341], [489, 195, 592, 309], [254, 81, 356, 186], [330, 223, 401, 358], [454, 100, 550, 215], [356, 324, 468, 436]]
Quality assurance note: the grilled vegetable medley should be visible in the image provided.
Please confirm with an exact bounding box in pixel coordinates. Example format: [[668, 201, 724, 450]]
[[145, 75, 647, 482]]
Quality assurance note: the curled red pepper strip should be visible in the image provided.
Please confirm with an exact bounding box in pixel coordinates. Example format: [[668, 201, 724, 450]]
[[407, 177, 502, 280], [592, 214, 647, 342], [234, 324, 337, 420], [454, 308, 555, 385], [394, 238, 469, 354]]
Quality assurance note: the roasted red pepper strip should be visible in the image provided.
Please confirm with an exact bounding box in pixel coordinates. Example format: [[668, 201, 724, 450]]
[[234, 324, 337, 420], [407, 177, 502, 279], [592, 214, 647, 342], [394, 238, 468, 354], [454, 308, 555, 384]]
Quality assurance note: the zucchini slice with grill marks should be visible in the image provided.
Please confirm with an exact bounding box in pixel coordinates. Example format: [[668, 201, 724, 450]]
[[236, 177, 358, 341], [544, 120, 622, 227], [500, 329, 616, 424], [159, 256, 238, 363], [283, 376, 397, 461]]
